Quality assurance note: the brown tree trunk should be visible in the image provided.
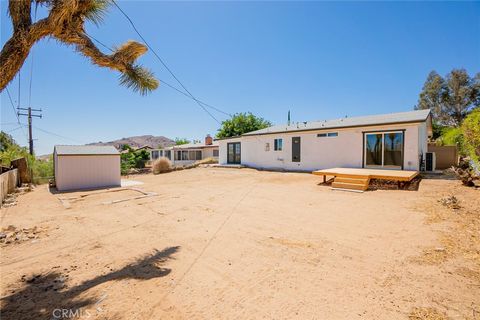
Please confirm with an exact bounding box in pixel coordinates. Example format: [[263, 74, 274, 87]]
[[0, 17, 50, 92]]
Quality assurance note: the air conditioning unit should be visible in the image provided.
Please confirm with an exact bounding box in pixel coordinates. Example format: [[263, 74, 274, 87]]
[[425, 152, 436, 172]]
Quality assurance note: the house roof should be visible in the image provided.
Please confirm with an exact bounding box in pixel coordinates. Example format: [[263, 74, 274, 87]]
[[169, 140, 219, 149], [54, 145, 120, 156], [241, 109, 431, 137]]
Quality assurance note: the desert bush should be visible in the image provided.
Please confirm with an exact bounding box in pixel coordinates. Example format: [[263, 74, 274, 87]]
[[153, 157, 172, 174], [195, 157, 218, 165], [462, 108, 480, 167], [452, 158, 478, 187]]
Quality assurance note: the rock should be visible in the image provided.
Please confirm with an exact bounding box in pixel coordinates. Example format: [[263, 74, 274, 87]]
[[0, 232, 6, 239], [5, 225, 16, 232]]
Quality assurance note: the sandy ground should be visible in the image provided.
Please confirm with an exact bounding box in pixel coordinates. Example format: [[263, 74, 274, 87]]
[[0, 167, 478, 320]]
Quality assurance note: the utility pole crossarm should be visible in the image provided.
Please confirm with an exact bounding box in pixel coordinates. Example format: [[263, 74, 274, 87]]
[[17, 106, 42, 155]]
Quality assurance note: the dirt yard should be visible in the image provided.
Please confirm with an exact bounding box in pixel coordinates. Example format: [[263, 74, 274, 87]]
[[0, 167, 478, 320]]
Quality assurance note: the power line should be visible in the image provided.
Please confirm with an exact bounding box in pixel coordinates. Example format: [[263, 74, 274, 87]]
[[18, 70, 21, 110], [4, 87, 20, 124], [28, 6, 38, 107], [6, 126, 24, 134], [111, 0, 225, 124], [85, 31, 231, 118], [33, 125, 82, 143], [4, 87, 28, 141]]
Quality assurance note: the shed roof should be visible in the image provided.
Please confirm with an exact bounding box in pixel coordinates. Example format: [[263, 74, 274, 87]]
[[54, 145, 120, 156], [242, 109, 431, 137]]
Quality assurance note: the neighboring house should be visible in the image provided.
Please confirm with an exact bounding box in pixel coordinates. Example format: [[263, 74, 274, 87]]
[[54, 145, 121, 191], [136, 145, 153, 152], [217, 110, 432, 172], [150, 135, 219, 166]]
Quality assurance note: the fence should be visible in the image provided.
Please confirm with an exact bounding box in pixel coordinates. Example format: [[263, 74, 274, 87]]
[[428, 144, 458, 170], [0, 169, 19, 206]]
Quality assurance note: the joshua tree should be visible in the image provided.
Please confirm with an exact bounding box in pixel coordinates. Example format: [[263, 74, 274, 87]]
[[0, 0, 159, 94]]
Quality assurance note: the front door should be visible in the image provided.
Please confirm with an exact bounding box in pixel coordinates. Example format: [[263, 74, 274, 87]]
[[227, 142, 241, 164], [292, 137, 301, 162], [364, 131, 404, 169]]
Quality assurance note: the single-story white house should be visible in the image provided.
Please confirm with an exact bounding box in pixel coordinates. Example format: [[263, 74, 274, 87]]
[[217, 109, 432, 172], [54, 145, 121, 191], [150, 135, 219, 166]]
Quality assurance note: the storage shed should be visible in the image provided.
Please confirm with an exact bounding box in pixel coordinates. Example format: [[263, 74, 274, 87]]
[[53, 145, 121, 191]]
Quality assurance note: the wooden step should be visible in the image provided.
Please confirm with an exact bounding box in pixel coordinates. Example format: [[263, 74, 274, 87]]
[[334, 177, 369, 184], [332, 181, 369, 191]]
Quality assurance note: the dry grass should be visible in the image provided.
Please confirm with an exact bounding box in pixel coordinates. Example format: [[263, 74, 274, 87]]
[[152, 157, 172, 174], [194, 157, 218, 165], [412, 181, 480, 277], [408, 307, 449, 320]]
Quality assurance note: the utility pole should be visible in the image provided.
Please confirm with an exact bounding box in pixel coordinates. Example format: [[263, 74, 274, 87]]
[[17, 107, 42, 155]]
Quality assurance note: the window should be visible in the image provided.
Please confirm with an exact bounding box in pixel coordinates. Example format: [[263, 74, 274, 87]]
[[265, 143, 270, 151], [274, 138, 283, 151], [151, 150, 159, 160], [196, 150, 202, 160], [165, 150, 171, 160], [213, 149, 219, 157], [181, 151, 188, 160], [317, 132, 338, 137], [188, 150, 196, 160], [364, 131, 404, 168]]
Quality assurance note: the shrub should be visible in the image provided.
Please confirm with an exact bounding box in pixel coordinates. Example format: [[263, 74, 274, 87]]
[[195, 157, 218, 165], [462, 108, 480, 167], [436, 127, 464, 150], [153, 157, 172, 174]]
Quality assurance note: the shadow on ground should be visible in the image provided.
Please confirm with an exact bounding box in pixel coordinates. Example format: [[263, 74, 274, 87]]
[[0, 246, 180, 320]]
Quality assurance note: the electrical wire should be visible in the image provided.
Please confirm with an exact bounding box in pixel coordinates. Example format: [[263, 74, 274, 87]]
[[85, 31, 231, 118], [32, 125, 82, 143], [4, 86, 28, 141], [4, 87, 20, 124], [28, 6, 38, 107], [111, 0, 226, 124]]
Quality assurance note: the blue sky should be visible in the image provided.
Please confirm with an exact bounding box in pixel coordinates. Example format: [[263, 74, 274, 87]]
[[1, 1, 479, 155]]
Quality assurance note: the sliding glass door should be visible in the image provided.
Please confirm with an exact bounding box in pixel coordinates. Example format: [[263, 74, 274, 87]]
[[364, 131, 404, 169]]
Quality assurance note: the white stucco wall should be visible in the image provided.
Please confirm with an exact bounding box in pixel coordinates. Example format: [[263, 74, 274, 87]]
[[202, 146, 218, 159], [54, 155, 121, 191], [218, 122, 426, 171]]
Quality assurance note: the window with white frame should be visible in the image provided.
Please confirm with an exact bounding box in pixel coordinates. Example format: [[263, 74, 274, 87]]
[[317, 132, 338, 138], [213, 149, 219, 157], [274, 138, 283, 151]]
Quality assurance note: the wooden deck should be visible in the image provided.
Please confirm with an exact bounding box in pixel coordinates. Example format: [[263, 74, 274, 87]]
[[312, 167, 419, 181]]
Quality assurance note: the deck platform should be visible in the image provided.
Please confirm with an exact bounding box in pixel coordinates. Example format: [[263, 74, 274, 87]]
[[312, 167, 419, 181], [312, 168, 419, 192]]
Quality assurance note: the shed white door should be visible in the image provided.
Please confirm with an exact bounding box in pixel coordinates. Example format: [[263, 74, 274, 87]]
[[56, 155, 121, 191]]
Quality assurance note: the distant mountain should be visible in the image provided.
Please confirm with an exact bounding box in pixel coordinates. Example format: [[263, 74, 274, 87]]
[[87, 135, 175, 149]]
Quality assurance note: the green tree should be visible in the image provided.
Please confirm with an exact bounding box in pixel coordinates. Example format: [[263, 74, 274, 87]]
[[415, 69, 479, 126], [0, 131, 16, 152], [462, 108, 480, 166], [0, 0, 158, 94], [415, 71, 445, 121], [174, 138, 190, 145], [216, 112, 272, 138]]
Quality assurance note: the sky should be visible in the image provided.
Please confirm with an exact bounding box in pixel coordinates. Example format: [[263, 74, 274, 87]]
[[1, 1, 479, 155]]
